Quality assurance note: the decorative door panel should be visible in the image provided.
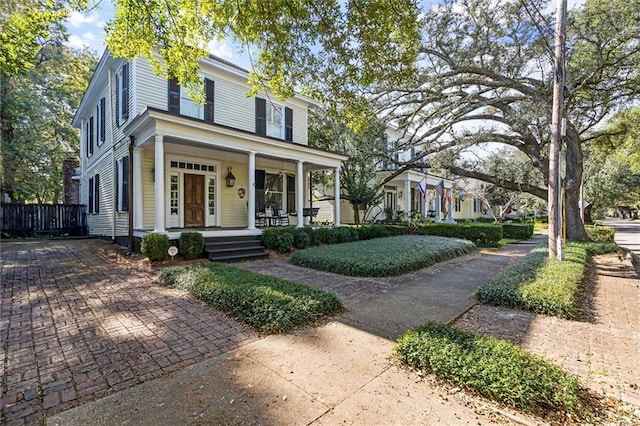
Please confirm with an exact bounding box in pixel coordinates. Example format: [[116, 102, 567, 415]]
[[184, 174, 204, 227]]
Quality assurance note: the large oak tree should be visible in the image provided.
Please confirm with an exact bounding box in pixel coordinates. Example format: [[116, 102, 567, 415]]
[[372, 0, 640, 240]]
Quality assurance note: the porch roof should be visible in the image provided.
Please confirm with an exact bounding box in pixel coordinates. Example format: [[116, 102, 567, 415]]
[[123, 107, 348, 169]]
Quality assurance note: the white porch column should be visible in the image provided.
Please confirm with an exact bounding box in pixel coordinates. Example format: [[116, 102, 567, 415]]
[[247, 151, 256, 229], [296, 161, 304, 228], [445, 188, 456, 223], [403, 179, 411, 214], [153, 134, 166, 233], [303, 170, 310, 226], [334, 167, 341, 227], [133, 147, 143, 229], [423, 190, 428, 219], [435, 191, 442, 222]]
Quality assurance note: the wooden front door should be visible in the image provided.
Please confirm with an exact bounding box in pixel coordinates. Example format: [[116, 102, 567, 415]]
[[184, 174, 205, 227]]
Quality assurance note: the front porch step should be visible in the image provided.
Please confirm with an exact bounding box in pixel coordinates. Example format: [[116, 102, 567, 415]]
[[204, 235, 268, 262]]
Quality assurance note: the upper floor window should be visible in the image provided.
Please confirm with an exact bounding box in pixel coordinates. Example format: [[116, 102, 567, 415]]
[[96, 97, 106, 146], [168, 78, 214, 123], [116, 63, 129, 126], [255, 98, 293, 141], [85, 117, 94, 158]]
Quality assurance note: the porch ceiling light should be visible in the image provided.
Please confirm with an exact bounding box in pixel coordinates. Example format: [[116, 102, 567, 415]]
[[225, 166, 236, 187]]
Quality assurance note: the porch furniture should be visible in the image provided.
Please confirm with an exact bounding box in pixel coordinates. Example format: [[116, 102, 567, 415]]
[[302, 207, 319, 219]]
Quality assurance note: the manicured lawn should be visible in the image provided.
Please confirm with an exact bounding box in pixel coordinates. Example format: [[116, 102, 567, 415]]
[[395, 322, 586, 418], [290, 235, 475, 277], [474, 241, 619, 318], [158, 262, 343, 333]]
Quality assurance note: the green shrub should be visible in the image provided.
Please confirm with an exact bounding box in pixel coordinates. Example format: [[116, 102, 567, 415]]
[[300, 226, 320, 246], [501, 223, 534, 239], [293, 228, 311, 249], [178, 231, 204, 260], [326, 226, 359, 244], [384, 225, 409, 237], [315, 227, 331, 244], [158, 262, 343, 333], [584, 225, 615, 243], [291, 235, 474, 277], [475, 241, 619, 318], [141, 233, 170, 261], [395, 322, 581, 416], [274, 233, 294, 253], [357, 224, 389, 241], [417, 223, 502, 246], [261, 227, 295, 250]]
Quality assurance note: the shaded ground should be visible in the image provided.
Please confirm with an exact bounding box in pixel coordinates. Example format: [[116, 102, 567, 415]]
[[0, 239, 257, 425]]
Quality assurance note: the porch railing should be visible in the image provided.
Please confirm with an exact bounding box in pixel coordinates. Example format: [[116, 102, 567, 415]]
[[1, 203, 87, 237]]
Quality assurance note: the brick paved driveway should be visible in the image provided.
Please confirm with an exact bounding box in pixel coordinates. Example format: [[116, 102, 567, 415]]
[[0, 239, 257, 425]]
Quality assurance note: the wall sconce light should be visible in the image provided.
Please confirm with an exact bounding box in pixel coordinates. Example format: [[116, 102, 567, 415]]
[[225, 166, 236, 187], [399, 190, 403, 199]]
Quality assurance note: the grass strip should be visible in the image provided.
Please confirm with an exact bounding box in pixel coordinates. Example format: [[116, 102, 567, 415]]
[[395, 322, 583, 416], [290, 235, 475, 277], [475, 241, 619, 318], [158, 262, 343, 333]]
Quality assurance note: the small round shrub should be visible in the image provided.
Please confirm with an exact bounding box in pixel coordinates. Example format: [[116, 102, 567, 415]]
[[293, 229, 311, 249], [357, 225, 388, 240], [261, 227, 295, 249], [141, 233, 170, 261], [179, 231, 204, 260], [315, 227, 331, 244], [274, 233, 294, 253], [327, 226, 359, 244]]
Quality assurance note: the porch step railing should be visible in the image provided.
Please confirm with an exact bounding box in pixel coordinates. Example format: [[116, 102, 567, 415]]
[[204, 235, 268, 262]]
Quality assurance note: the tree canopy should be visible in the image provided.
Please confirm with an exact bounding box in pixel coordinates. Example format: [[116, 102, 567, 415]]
[[105, 0, 421, 108]]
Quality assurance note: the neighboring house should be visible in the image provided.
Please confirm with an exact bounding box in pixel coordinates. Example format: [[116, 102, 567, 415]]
[[72, 51, 347, 245], [315, 126, 484, 224]]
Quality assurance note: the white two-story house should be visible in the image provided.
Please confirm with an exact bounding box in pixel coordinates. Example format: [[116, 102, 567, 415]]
[[72, 50, 347, 246]]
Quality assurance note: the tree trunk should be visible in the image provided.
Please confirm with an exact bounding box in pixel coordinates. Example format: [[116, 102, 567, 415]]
[[0, 73, 16, 202], [564, 129, 588, 241]]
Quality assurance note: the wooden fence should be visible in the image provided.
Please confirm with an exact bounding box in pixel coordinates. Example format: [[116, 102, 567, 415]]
[[1, 203, 87, 237]]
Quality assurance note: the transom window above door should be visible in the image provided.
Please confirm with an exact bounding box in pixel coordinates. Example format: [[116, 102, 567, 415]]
[[170, 161, 216, 172]]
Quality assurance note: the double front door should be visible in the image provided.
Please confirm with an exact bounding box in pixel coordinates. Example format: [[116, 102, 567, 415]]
[[184, 174, 204, 227]]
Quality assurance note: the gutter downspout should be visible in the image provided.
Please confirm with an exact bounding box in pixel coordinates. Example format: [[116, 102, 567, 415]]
[[128, 136, 134, 252]]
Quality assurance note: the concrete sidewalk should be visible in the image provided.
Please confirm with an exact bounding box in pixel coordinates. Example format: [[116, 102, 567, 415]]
[[47, 236, 549, 425]]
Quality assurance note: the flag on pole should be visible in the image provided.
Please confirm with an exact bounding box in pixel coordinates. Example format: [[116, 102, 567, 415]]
[[435, 180, 444, 198], [418, 178, 427, 200]]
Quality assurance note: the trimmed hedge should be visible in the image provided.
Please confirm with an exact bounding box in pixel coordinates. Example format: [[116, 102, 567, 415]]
[[141, 233, 170, 261], [158, 262, 343, 333], [502, 223, 534, 239], [584, 224, 615, 243], [290, 235, 474, 277], [395, 322, 582, 416], [417, 223, 502, 246], [179, 231, 204, 260], [475, 241, 619, 318]]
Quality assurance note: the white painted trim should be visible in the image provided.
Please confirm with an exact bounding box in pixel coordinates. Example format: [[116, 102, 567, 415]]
[[133, 228, 262, 239]]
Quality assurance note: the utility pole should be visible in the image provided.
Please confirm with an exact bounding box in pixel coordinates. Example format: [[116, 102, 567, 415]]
[[548, 0, 567, 260]]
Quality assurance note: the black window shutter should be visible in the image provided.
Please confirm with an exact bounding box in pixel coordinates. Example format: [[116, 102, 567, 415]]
[[285, 107, 293, 141], [168, 78, 180, 114], [255, 169, 265, 212], [99, 98, 106, 142], [89, 117, 94, 155], [88, 177, 94, 213], [255, 98, 266, 135], [204, 79, 214, 123], [85, 123, 90, 158], [94, 174, 100, 214], [121, 63, 129, 120], [115, 74, 120, 126], [122, 156, 129, 211], [287, 175, 295, 213], [115, 160, 119, 212]]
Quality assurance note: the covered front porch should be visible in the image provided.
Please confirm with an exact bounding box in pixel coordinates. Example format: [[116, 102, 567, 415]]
[[125, 108, 347, 239]]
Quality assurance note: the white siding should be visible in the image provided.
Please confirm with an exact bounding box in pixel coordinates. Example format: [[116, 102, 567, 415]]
[[219, 160, 249, 228], [212, 75, 255, 133], [135, 57, 168, 112], [142, 154, 155, 229]]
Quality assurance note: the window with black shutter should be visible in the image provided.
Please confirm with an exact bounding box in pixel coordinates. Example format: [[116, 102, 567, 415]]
[[120, 156, 129, 211], [88, 116, 94, 156], [85, 122, 90, 158], [287, 175, 295, 213], [285, 107, 293, 141], [204, 79, 214, 123], [99, 97, 106, 143], [255, 169, 265, 212], [255, 98, 266, 136], [121, 63, 129, 121], [88, 177, 94, 213], [94, 174, 100, 213], [168, 78, 180, 114]]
